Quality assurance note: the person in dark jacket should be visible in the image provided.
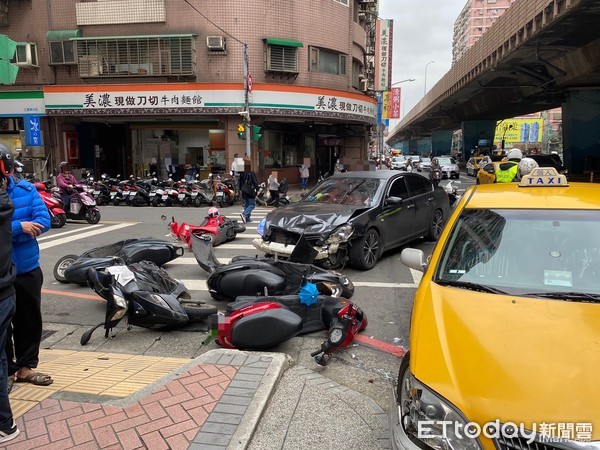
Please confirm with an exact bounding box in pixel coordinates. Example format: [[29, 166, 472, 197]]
[[56, 161, 78, 211], [238, 166, 258, 223], [4, 150, 52, 390], [0, 146, 19, 443]]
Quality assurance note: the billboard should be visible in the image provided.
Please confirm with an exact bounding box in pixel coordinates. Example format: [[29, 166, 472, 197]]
[[375, 19, 393, 92], [495, 118, 544, 144], [382, 87, 401, 119]]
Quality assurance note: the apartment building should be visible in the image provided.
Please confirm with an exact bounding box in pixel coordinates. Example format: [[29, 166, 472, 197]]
[[0, 0, 379, 182]]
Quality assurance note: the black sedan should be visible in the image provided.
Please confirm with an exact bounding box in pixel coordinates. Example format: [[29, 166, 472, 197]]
[[252, 171, 450, 270]]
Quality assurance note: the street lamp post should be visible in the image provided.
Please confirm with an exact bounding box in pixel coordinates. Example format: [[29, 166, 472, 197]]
[[423, 61, 435, 96]]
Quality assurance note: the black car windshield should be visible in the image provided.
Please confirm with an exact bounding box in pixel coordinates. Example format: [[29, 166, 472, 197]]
[[303, 178, 381, 207], [435, 209, 600, 298]]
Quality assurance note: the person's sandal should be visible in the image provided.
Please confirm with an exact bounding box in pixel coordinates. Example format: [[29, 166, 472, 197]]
[[15, 372, 54, 386]]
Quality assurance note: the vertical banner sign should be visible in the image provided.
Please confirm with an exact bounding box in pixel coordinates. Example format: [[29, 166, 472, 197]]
[[376, 91, 383, 125], [375, 19, 393, 92], [24, 115, 42, 146], [391, 87, 401, 118], [382, 90, 391, 119]]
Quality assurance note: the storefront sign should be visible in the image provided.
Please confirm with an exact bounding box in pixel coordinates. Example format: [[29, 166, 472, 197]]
[[44, 83, 377, 122], [375, 19, 393, 92], [0, 91, 45, 116], [24, 115, 42, 146]]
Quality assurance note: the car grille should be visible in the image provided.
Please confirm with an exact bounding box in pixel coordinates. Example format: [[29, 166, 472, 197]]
[[267, 227, 320, 246], [495, 434, 586, 450]]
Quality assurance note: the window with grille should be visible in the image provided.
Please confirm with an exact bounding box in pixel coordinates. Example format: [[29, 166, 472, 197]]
[[75, 35, 196, 78], [266, 45, 298, 73]]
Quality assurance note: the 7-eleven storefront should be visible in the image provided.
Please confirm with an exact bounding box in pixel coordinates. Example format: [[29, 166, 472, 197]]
[[43, 83, 377, 183]]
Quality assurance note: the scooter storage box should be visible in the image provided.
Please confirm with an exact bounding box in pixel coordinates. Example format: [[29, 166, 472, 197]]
[[231, 308, 303, 349]]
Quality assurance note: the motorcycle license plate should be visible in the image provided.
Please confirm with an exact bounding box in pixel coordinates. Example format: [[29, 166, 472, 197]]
[[216, 191, 224, 198], [178, 193, 186, 200], [93, 190, 100, 195], [129, 191, 137, 196], [110, 192, 116, 198], [191, 192, 198, 198], [162, 194, 168, 200]]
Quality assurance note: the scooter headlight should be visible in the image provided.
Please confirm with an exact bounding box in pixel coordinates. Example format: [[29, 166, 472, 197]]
[[325, 224, 354, 245], [110, 293, 127, 321], [329, 325, 345, 345]]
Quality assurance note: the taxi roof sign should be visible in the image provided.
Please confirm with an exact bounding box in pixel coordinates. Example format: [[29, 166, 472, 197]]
[[519, 167, 569, 187]]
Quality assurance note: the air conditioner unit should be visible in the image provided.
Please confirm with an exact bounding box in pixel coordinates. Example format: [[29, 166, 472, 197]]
[[206, 36, 226, 51], [358, 12, 366, 21], [11, 43, 38, 67], [78, 55, 103, 77], [360, 79, 369, 92]]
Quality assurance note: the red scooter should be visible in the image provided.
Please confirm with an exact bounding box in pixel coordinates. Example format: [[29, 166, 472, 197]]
[[163, 207, 245, 249], [34, 181, 67, 228], [211, 293, 367, 366]]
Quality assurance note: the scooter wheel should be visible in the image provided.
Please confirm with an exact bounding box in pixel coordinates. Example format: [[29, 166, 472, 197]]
[[51, 213, 67, 228], [86, 209, 101, 224], [113, 199, 121, 206], [53, 254, 79, 283], [183, 304, 218, 323], [193, 197, 202, 207]]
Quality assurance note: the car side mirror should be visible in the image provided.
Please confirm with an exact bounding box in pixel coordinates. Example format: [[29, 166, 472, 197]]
[[385, 196, 403, 207], [400, 248, 427, 273]]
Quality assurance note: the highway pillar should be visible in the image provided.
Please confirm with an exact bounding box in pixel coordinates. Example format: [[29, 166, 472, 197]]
[[562, 91, 600, 175], [461, 120, 497, 159], [431, 130, 454, 157]]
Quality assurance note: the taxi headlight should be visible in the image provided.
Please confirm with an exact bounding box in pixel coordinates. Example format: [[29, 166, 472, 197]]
[[400, 370, 482, 450], [325, 224, 354, 245]]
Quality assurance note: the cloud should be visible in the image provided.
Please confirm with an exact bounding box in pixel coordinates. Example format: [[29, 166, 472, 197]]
[[379, 0, 466, 117]]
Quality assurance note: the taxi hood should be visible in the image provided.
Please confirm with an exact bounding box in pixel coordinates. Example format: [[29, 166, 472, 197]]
[[264, 203, 366, 235], [411, 283, 600, 436]]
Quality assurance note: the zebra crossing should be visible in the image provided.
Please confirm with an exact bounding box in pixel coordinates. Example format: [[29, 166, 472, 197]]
[[41, 207, 421, 290]]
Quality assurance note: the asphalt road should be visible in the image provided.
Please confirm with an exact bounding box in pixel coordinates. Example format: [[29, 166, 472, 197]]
[[37, 171, 475, 410]]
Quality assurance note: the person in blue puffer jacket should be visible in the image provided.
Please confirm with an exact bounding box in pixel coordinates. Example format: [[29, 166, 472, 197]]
[[2, 148, 52, 390]]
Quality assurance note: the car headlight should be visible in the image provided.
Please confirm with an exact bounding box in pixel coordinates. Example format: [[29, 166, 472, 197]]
[[399, 370, 482, 450], [324, 224, 354, 245]]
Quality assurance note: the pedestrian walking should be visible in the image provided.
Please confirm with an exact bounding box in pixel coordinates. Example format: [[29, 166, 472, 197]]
[[239, 165, 258, 223], [0, 146, 19, 444], [298, 164, 309, 190], [267, 172, 280, 207], [3, 143, 52, 391]]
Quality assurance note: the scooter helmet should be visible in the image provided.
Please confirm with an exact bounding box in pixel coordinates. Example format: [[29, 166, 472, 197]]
[[518, 157, 539, 178], [207, 207, 219, 218], [0, 144, 14, 179], [507, 148, 523, 161]]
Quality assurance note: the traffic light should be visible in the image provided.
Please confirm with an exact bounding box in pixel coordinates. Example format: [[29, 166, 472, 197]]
[[237, 123, 245, 140], [251, 125, 262, 142]]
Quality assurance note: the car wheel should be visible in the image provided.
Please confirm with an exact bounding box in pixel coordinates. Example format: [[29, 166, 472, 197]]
[[53, 254, 78, 283], [396, 352, 410, 408], [426, 209, 444, 241], [349, 228, 381, 270]]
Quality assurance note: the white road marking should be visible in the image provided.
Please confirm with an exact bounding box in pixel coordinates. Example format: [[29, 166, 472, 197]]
[[37, 224, 104, 241], [39, 223, 139, 249]]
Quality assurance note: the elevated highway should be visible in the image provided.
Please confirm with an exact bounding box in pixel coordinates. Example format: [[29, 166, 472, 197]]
[[387, 0, 600, 173]]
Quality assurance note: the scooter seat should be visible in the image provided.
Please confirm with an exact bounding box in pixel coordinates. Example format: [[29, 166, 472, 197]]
[[220, 270, 286, 299], [230, 308, 302, 350]]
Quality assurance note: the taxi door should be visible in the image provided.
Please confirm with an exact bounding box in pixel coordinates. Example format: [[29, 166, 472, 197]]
[[378, 176, 416, 247]]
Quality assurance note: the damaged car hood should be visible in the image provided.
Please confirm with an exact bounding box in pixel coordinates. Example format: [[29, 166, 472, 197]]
[[264, 203, 366, 235]]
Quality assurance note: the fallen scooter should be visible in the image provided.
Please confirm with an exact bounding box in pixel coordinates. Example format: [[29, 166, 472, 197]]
[[163, 207, 245, 250], [81, 261, 218, 345], [53, 238, 185, 285], [211, 289, 367, 366], [192, 233, 354, 302]]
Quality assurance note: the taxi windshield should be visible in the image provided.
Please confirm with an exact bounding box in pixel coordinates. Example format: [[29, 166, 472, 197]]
[[435, 209, 600, 298]]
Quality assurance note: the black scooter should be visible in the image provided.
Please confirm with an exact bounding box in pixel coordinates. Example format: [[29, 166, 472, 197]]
[[53, 238, 185, 285], [191, 233, 354, 302], [81, 261, 218, 345]]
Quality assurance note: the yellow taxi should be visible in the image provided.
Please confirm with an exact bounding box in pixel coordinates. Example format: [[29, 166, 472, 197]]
[[391, 168, 600, 450]]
